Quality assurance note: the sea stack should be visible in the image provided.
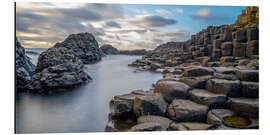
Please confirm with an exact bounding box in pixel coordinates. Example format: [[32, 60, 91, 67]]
[[26, 32, 102, 92]]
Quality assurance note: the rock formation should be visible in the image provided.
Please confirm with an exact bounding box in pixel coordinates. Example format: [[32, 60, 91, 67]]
[[100, 44, 120, 55], [119, 49, 150, 55], [25, 32, 101, 92], [107, 6, 259, 132], [16, 38, 35, 90]]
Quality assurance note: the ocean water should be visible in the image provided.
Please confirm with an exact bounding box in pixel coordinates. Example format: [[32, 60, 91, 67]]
[[16, 50, 162, 133]]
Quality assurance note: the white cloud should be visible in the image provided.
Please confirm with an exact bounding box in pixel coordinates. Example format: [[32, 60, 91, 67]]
[[192, 8, 211, 18], [155, 9, 172, 15], [173, 8, 184, 13], [16, 2, 186, 50]]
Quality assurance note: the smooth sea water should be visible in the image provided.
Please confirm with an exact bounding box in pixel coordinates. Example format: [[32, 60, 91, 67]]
[[16, 49, 162, 133]]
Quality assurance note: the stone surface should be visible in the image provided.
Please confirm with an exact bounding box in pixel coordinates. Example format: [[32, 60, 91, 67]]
[[206, 79, 241, 97], [241, 81, 259, 98], [137, 115, 172, 130], [213, 67, 236, 74], [227, 98, 259, 118], [213, 73, 238, 81], [133, 94, 168, 117], [130, 122, 163, 131], [189, 89, 227, 109], [154, 80, 190, 103], [178, 76, 213, 89], [184, 66, 214, 77], [16, 38, 35, 90], [207, 109, 235, 124], [168, 99, 208, 122], [236, 70, 259, 82]]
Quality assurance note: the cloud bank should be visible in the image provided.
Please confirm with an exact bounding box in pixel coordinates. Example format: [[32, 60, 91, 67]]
[[16, 2, 186, 50]]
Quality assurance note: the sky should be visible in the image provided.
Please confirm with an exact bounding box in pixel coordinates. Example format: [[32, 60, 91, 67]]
[[16, 2, 246, 50]]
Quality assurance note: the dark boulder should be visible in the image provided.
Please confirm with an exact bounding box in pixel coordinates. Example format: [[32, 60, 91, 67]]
[[16, 38, 35, 90], [27, 33, 99, 91]]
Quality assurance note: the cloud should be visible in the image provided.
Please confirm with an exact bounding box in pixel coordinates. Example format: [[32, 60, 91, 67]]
[[191, 8, 229, 22], [130, 15, 177, 28], [105, 21, 121, 28], [16, 2, 184, 50], [155, 9, 172, 15], [173, 8, 184, 13], [16, 3, 123, 48], [191, 8, 212, 19]]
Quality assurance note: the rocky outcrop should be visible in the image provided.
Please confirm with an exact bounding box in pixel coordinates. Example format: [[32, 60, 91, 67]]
[[107, 7, 259, 132], [119, 49, 149, 55], [16, 38, 35, 90], [26, 33, 100, 91], [100, 44, 119, 55]]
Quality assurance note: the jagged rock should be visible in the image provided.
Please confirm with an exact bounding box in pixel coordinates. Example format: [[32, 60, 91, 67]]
[[26, 62, 91, 90], [16, 38, 35, 90], [137, 115, 172, 130], [35, 47, 83, 72], [206, 79, 241, 97], [213, 67, 236, 74], [130, 122, 163, 131], [26, 33, 100, 91], [189, 89, 227, 109], [168, 99, 208, 122], [233, 40, 246, 57], [133, 94, 168, 117], [154, 80, 190, 103], [100, 44, 119, 55], [241, 81, 259, 98], [184, 66, 214, 77], [236, 70, 259, 82], [53, 32, 102, 64], [227, 97, 259, 118]]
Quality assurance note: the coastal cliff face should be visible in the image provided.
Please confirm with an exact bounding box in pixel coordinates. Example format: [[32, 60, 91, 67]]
[[25, 32, 101, 92], [16, 38, 35, 90]]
